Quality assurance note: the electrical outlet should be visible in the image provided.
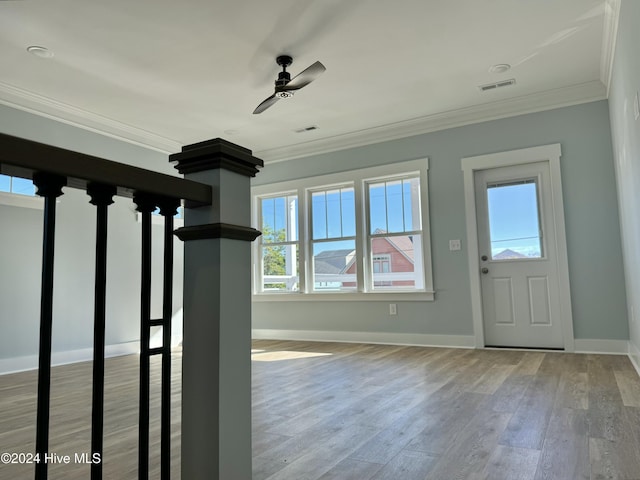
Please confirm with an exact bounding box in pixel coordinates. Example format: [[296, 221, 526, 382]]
[[449, 239, 461, 251], [389, 303, 397, 315]]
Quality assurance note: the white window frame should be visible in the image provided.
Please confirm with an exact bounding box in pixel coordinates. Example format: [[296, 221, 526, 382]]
[[251, 158, 434, 301], [256, 192, 301, 293], [365, 174, 425, 292], [309, 184, 358, 293]]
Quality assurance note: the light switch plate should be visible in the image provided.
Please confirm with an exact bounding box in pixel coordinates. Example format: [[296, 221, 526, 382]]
[[635, 91, 640, 120], [449, 239, 461, 251]]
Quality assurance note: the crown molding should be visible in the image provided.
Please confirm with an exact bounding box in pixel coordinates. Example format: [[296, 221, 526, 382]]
[[256, 80, 606, 163], [0, 79, 606, 165], [601, 0, 621, 95], [0, 81, 182, 154]]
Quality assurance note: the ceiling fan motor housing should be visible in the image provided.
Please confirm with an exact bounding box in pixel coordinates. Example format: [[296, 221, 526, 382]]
[[275, 70, 291, 87], [276, 55, 293, 67], [275, 59, 293, 97]]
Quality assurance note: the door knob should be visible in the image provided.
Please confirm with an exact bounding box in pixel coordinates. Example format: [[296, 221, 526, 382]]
[[481, 267, 489, 274], [481, 255, 488, 261]]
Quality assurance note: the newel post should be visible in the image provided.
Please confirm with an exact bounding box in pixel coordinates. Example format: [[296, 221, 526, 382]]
[[171, 139, 263, 480]]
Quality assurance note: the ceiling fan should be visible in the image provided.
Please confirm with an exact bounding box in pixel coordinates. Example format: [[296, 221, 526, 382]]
[[253, 55, 326, 114]]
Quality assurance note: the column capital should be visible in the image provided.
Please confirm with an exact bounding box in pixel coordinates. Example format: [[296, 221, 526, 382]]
[[33, 172, 66, 198], [87, 183, 116, 207], [170, 138, 264, 177], [175, 223, 261, 242], [133, 192, 158, 213]]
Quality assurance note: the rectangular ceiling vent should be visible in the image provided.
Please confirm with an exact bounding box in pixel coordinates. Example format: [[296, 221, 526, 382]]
[[479, 78, 516, 92], [294, 125, 319, 133]]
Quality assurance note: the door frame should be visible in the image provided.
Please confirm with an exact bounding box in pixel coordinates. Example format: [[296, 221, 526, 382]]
[[461, 144, 575, 351]]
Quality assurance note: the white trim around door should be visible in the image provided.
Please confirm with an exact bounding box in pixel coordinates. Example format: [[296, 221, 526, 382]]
[[461, 144, 575, 351]]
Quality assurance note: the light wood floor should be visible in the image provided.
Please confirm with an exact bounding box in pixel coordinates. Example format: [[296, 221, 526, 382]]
[[2, 341, 640, 479]]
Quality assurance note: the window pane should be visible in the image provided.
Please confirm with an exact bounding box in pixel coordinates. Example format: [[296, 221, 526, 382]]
[[262, 197, 276, 240], [487, 180, 542, 259], [274, 197, 286, 233], [0, 174, 10, 192], [369, 177, 420, 234], [312, 192, 327, 239], [261, 195, 297, 243], [312, 187, 355, 240], [326, 189, 342, 238], [369, 183, 387, 234], [371, 234, 423, 290], [11, 177, 35, 196], [342, 188, 356, 237], [386, 180, 404, 233], [313, 240, 356, 291], [262, 244, 298, 291]]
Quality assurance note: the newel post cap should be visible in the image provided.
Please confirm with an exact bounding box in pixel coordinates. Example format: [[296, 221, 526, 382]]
[[170, 138, 264, 177]]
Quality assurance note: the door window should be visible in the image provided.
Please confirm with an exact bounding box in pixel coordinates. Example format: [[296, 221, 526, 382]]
[[486, 179, 542, 260]]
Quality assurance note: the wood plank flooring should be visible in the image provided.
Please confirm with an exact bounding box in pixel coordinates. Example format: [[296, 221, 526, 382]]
[[251, 341, 640, 480], [1, 340, 639, 479]]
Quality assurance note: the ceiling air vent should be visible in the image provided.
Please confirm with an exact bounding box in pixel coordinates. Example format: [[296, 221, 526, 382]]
[[479, 78, 516, 92], [294, 125, 319, 133]]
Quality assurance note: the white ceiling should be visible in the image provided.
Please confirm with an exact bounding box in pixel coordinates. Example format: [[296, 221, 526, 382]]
[[0, 0, 616, 162]]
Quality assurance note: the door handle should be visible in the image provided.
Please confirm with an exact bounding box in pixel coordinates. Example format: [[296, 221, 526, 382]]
[[481, 267, 489, 274]]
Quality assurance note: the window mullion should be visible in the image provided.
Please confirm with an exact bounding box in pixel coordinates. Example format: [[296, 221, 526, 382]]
[[255, 197, 263, 294], [354, 180, 367, 292], [384, 181, 389, 233], [299, 187, 308, 293], [401, 179, 406, 232], [323, 190, 329, 238], [339, 188, 343, 237]]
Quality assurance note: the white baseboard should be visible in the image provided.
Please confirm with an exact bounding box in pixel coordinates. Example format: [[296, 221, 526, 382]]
[[573, 338, 629, 354], [252, 329, 476, 349], [629, 340, 640, 377], [253, 331, 636, 357], [0, 342, 139, 376]]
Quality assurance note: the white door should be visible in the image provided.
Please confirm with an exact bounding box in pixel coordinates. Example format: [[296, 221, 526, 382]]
[[474, 161, 564, 349]]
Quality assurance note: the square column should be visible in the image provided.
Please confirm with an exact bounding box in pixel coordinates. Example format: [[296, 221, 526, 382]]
[[171, 139, 262, 480]]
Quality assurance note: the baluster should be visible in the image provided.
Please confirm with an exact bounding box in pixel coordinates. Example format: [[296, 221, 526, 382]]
[[88, 184, 116, 480], [158, 199, 179, 480], [32, 173, 66, 480], [133, 193, 156, 480]]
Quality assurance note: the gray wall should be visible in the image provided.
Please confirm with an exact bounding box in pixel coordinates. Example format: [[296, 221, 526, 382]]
[[608, 0, 640, 364], [0, 105, 175, 173], [0, 91, 631, 363], [253, 100, 629, 342], [0, 104, 182, 367]]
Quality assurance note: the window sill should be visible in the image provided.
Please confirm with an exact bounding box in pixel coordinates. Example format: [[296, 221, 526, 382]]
[[0, 192, 43, 210], [252, 291, 435, 302]]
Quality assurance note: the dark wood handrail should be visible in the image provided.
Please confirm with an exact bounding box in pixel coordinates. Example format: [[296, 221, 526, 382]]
[[0, 132, 211, 206]]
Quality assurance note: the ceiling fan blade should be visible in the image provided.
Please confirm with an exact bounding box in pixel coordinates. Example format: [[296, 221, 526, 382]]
[[253, 94, 280, 114], [281, 61, 326, 91]]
